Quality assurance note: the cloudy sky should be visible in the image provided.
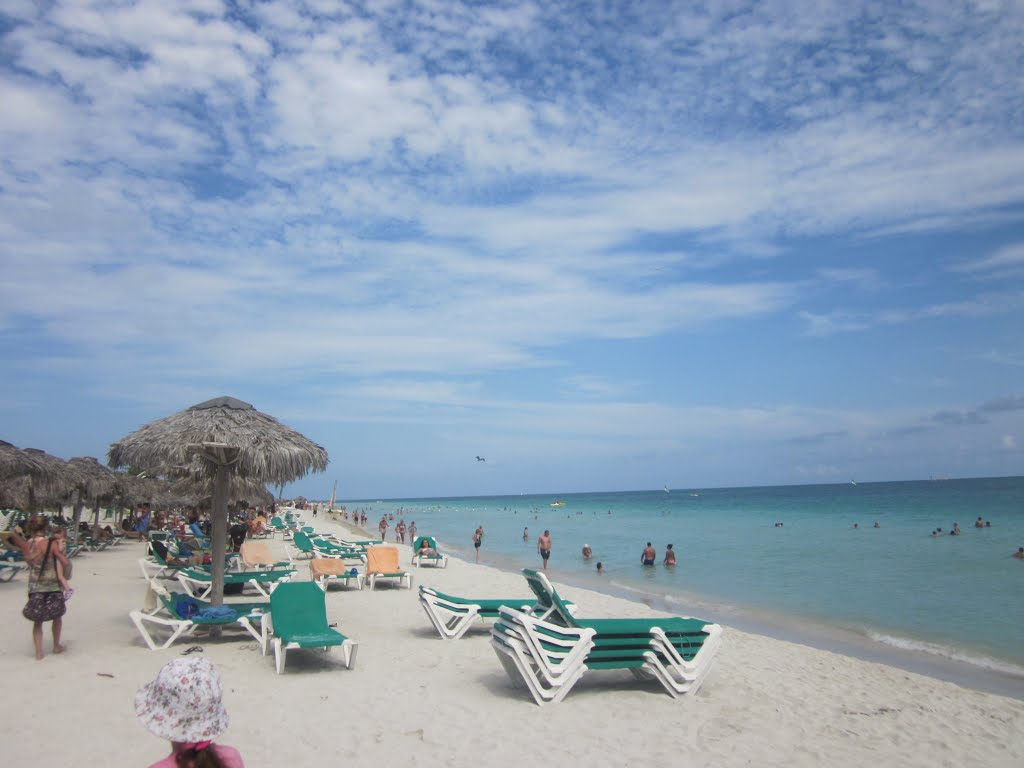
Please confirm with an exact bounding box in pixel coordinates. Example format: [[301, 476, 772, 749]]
[[2, 0, 1023, 499]]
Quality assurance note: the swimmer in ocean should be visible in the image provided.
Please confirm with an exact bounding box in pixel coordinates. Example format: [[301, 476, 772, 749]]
[[641, 542, 656, 566]]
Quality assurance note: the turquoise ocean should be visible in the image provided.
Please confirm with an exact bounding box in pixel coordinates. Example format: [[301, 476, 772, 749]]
[[340, 476, 1024, 698]]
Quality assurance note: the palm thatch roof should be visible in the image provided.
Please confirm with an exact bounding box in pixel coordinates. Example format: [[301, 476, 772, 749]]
[[108, 397, 327, 608], [67, 456, 117, 498], [107, 396, 327, 483], [0, 440, 60, 482], [170, 473, 274, 507], [22, 448, 76, 486]]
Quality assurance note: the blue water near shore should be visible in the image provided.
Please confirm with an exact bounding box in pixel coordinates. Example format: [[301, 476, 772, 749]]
[[341, 477, 1024, 697]]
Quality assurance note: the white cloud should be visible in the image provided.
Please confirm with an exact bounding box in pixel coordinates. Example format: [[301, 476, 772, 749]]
[[951, 243, 1024, 274], [2, 1, 1024, 493]]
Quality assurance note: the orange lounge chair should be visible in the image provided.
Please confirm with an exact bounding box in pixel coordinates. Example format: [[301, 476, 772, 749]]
[[240, 541, 291, 571], [365, 545, 412, 590], [310, 557, 364, 590]]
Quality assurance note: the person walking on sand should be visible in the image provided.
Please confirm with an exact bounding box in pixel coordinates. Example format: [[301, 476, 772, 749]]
[[537, 530, 552, 569], [17, 516, 70, 660], [473, 526, 484, 562], [378, 516, 389, 540], [135, 657, 245, 768], [641, 542, 657, 566]]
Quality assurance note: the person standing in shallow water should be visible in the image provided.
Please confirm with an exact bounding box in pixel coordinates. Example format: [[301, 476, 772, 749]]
[[641, 542, 657, 566], [537, 530, 552, 569], [473, 526, 483, 563], [663, 543, 676, 566]]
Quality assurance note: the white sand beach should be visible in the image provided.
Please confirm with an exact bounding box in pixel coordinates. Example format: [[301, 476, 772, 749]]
[[2, 512, 1022, 768]]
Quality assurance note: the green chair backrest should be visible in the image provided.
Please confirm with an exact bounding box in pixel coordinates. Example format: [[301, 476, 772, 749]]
[[412, 536, 438, 552], [270, 516, 285, 527], [292, 531, 314, 553], [270, 582, 329, 635], [522, 569, 578, 627]]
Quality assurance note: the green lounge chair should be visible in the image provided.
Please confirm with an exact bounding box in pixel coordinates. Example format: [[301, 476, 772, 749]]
[[411, 536, 448, 568], [265, 581, 357, 673], [523, 568, 713, 637], [129, 582, 266, 650], [176, 566, 296, 599], [488, 570, 722, 703], [289, 531, 365, 563], [419, 586, 577, 640]]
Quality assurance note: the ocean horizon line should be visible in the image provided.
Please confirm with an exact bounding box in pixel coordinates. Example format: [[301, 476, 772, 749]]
[[318, 472, 1024, 504]]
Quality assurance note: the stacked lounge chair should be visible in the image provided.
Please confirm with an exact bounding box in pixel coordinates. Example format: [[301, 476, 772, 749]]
[[419, 585, 576, 640], [490, 569, 722, 705]]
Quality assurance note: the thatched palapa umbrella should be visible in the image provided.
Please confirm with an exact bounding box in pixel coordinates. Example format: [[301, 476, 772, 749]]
[[67, 456, 117, 543], [0, 440, 57, 482], [108, 396, 327, 606], [21, 448, 76, 513]]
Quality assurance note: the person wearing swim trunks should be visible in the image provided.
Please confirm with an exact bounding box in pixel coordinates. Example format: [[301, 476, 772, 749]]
[[641, 542, 656, 566], [537, 530, 552, 569]]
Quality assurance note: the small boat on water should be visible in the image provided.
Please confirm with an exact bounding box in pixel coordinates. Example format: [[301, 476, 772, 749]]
[[549, 501, 566, 507]]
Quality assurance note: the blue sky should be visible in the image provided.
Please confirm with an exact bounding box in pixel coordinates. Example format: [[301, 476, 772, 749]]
[[2, 0, 1023, 500]]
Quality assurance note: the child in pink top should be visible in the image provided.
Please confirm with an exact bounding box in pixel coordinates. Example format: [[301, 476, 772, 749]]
[[135, 658, 245, 768]]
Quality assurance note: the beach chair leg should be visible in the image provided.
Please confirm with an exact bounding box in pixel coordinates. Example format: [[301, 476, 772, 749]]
[[250, 580, 270, 599], [344, 642, 358, 670], [274, 639, 287, 674]]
